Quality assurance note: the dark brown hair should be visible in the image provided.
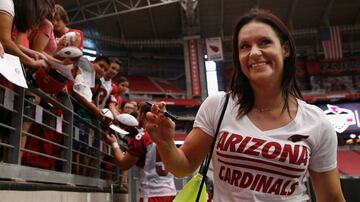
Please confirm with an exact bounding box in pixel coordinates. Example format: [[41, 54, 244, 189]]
[[94, 55, 110, 65], [54, 4, 69, 25], [138, 102, 151, 115], [116, 76, 129, 84], [110, 58, 123, 66], [13, 0, 52, 32], [230, 8, 303, 118], [44, 0, 55, 21]]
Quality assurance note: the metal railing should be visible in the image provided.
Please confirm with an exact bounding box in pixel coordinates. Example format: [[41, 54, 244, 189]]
[[0, 83, 119, 188]]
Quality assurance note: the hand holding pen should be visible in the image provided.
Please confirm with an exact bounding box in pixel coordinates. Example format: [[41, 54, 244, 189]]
[[145, 101, 177, 145], [145, 101, 178, 122]]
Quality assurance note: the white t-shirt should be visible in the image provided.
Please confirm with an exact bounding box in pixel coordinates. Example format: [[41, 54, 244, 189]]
[[127, 131, 177, 198], [194, 92, 337, 202], [0, 0, 14, 17], [95, 77, 113, 109], [140, 143, 177, 198], [73, 75, 93, 102], [73, 58, 96, 102]]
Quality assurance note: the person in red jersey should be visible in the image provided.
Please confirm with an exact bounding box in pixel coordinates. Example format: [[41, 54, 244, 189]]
[[105, 103, 176, 202]]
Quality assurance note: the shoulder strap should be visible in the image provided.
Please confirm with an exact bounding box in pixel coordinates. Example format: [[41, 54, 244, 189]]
[[196, 92, 230, 202]]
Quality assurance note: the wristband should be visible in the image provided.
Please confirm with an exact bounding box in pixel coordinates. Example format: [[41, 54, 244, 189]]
[[112, 142, 120, 149]]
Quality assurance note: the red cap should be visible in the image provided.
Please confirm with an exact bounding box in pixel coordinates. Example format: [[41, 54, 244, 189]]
[[35, 67, 66, 94]]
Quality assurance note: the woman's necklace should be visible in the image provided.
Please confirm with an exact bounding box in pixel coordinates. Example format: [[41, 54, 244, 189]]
[[255, 107, 273, 113], [254, 102, 285, 113]]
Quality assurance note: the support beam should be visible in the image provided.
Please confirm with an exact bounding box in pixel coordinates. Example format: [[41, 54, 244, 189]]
[[147, 0, 159, 38], [84, 32, 183, 48], [68, 0, 180, 25], [82, 24, 360, 48], [180, 0, 200, 35], [320, 0, 335, 26]]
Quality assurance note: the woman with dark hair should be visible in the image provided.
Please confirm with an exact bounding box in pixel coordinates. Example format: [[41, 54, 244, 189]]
[[27, 0, 73, 65], [145, 9, 345, 201], [28, 0, 57, 55], [0, 0, 47, 68]]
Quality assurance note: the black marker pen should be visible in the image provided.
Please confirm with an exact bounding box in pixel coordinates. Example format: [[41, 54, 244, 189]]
[[145, 101, 178, 121]]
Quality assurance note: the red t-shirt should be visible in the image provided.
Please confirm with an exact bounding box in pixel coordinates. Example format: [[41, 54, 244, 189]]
[[29, 19, 58, 55]]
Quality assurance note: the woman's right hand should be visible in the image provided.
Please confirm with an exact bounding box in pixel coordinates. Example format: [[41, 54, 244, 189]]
[[145, 102, 176, 146]]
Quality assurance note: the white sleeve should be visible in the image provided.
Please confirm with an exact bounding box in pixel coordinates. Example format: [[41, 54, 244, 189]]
[[193, 91, 226, 137], [73, 75, 93, 102], [308, 113, 338, 172], [0, 0, 14, 17]]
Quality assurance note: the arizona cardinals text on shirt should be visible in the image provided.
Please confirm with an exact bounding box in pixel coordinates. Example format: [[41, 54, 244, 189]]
[[216, 132, 309, 196]]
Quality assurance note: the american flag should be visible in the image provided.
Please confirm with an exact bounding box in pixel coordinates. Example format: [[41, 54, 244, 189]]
[[319, 26, 343, 60]]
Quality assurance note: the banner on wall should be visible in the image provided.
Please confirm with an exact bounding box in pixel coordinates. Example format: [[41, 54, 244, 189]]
[[187, 39, 201, 97], [205, 37, 224, 61]]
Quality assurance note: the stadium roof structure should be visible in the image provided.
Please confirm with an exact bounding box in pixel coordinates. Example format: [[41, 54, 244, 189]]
[[56, 0, 360, 60]]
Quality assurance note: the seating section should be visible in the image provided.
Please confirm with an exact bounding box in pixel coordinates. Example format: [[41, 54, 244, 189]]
[[337, 150, 360, 176], [127, 76, 162, 93], [155, 97, 201, 106], [127, 76, 184, 94], [153, 79, 184, 93]]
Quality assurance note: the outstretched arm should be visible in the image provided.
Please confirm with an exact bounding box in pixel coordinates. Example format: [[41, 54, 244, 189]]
[[145, 103, 213, 177], [104, 134, 138, 170], [108, 102, 120, 117], [0, 13, 46, 68], [70, 89, 105, 121]]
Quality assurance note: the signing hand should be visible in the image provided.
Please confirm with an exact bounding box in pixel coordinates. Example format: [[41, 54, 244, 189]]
[[145, 102, 176, 145]]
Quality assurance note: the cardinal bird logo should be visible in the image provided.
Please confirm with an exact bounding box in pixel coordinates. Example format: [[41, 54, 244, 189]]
[[323, 104, 356, 133], [209, 45, 219, 52], [288, 134, 309, 142]]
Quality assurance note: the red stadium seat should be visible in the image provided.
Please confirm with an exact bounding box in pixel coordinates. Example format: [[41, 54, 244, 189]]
[[337, 150, 360, 176]]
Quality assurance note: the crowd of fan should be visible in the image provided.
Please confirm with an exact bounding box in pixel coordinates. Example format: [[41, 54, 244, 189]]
[[309, 75, 358, 92], [0, 0, 141, 189]]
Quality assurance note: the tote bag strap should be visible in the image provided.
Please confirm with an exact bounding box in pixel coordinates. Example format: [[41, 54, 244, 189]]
[[195, 92, 230, 202]]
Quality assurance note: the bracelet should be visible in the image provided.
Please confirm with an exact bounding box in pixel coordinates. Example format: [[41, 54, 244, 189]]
[[112, 142, 120, 149]]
